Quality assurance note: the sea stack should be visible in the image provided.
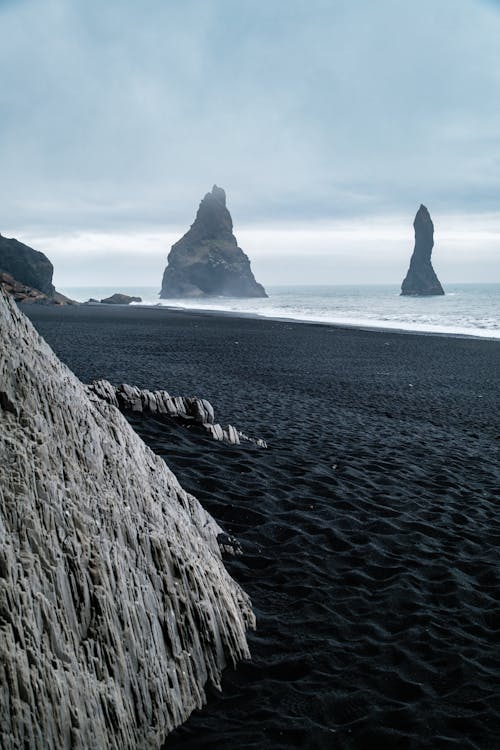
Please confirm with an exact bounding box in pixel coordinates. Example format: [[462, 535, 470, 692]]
[[160, 185, 267, 298], [0, 286, 254, 748], [401, 205, 444, 296]]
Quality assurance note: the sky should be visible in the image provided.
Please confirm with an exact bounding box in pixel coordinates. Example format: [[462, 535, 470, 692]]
[[0, 0, 499, 286]]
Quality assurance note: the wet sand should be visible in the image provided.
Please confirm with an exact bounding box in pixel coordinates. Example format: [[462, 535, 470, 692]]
[[25, 304, 500, 750]]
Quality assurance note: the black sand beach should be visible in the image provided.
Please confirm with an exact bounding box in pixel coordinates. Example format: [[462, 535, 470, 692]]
[[25, 305, 500, 750]]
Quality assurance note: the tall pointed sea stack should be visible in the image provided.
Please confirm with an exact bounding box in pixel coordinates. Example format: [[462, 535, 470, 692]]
[[0, 286, 254, 749], [160, 185, 267, 298], [401, 205, 444, 296]]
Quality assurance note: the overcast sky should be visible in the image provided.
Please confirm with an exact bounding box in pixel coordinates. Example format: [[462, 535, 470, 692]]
[[1, 0, 499, 286]]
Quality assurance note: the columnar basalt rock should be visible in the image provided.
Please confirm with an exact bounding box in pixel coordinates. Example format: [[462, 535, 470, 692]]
[[160, 185, 268, 298], [401, 205, 445, 296], [87, 379, 268, 447], [0, 287, 255, 750]]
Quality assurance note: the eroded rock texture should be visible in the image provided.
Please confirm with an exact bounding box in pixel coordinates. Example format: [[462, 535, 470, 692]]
[[0, 287, 255, 750], [0, 272, 74, 306], [401, 205, 445, 296], [160, 185, 267, 298]]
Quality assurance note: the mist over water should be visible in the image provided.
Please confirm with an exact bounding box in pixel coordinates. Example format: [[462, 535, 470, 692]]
[[61, 284, 500, 340]]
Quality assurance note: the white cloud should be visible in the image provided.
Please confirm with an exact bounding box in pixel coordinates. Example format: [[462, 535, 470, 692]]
[[18, 210, 499, 287]]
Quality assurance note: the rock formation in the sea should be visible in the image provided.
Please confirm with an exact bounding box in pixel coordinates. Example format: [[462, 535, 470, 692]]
[[87, 379, 267, 447], [0, 286, 254, 749], [0, 233, 74, 304], [160, 185, 267, 298], [401, 205, 445, 296], [100, 293, 143, 305]]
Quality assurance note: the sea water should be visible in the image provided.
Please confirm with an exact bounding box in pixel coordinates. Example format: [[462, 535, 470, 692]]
[[60, 283, 500, 340]]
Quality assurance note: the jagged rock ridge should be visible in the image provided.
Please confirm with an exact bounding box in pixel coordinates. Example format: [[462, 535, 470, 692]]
[[87, 379, 268, 447], [401, 205, 445, 296], [160, 186, 267, 298], [0, 287, 254, 750]]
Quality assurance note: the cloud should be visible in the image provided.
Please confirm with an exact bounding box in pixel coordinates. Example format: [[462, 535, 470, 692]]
[[0, 0, 499, 284], [21, 210, 500, 288]]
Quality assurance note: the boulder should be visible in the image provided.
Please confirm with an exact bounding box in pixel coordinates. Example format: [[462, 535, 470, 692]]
[[401, 205, 445, 296], [100, 293, 142, 305], [160, 185, 267, 298]]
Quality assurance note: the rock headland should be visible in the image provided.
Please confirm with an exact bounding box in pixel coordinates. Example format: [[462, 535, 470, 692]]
[[401, 205, 445, 296], [0, 233, 74, 304], [0, 286, 254, 749], [160, 185, 267, 298]]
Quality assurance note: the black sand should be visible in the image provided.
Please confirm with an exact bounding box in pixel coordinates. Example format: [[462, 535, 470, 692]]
[[25, 305, 500, 750]]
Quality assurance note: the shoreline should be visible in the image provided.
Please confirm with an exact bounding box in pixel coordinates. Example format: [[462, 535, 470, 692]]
[[59, 300, 500, 342]]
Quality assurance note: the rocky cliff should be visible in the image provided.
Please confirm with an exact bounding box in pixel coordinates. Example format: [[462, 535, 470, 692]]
[[0, 233, 74, 304], [401, 205, 445, 296], [0, 233, 55, 296], [160, 186, 267, 298], [0, 286, 254, 749]]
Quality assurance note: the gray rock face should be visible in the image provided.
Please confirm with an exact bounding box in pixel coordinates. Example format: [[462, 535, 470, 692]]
[[0, 287, 254, 750], [100, 293, 142, 305], [401, 205, 445, 296], [160, 186, 267, 298], [0, 233, 55, 296]]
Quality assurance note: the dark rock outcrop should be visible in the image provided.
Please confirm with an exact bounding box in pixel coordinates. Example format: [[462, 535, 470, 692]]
[[160, 186, 267, 298], [0, 233, 75, 304], [401, 205, 445, 296], [0, 271, 50, 304], [0, 272, 75, 305], [100, 293, 142, 305], [0, 286, 254, 749], [0, 233, 55, 296], [87, 379, 268, 447]]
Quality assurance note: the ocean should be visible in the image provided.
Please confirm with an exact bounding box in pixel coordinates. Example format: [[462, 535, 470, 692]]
[[60, 283, 500, 340]]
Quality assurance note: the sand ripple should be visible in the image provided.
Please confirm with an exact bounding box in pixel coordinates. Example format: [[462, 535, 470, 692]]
[[26, 306, 500, 750]]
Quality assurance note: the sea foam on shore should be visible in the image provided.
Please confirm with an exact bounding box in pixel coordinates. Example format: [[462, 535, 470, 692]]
[[60, 283, 500, 340]]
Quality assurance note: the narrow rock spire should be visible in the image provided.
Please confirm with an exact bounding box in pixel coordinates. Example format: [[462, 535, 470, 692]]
[[401, 205, 444, 296]]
